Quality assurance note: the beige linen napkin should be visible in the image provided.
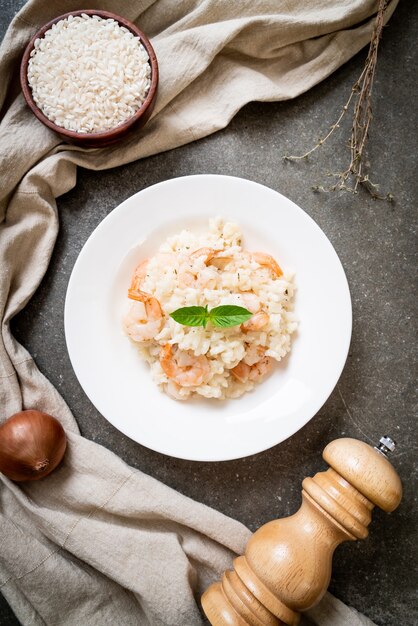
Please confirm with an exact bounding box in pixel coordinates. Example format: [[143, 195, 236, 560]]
[[0, 1, 396, 624]]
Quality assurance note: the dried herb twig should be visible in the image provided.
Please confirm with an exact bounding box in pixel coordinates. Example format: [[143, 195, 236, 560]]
[[285, 0, 393, 201]]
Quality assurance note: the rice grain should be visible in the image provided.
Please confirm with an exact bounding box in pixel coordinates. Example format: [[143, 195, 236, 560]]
[[27, 14, 151, 133]]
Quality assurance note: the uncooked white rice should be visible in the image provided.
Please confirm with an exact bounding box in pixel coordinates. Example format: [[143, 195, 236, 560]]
[[123, 218, 297, 401], [27, 14, 151, 133]]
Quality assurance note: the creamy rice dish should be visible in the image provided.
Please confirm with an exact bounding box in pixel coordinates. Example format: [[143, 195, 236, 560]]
[[123, 218, 297, 400]]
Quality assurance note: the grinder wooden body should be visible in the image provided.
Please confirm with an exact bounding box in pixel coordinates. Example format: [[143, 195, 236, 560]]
[[202, 437, 402, 626]]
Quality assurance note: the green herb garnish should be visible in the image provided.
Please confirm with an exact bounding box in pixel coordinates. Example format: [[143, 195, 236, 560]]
[[170, 305, 252, 328], [208, 306, 253, 327]]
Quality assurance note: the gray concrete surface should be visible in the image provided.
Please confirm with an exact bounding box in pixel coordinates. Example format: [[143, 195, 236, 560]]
[[1, 1, 417, 625]]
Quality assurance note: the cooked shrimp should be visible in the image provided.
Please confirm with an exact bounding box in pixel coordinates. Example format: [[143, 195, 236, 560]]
[[165, 380, 186, 401], [190, 247, 234, 270], [234, 292, 269, 331], [242, 311, 269, 332], [209, 254, 234, 270], [248, 356, 272, 381], [160, 344, 210, 387], [231, 355, 272, 383], [238, 292, 261, 314], [178, 248, 231, 286], [252, 252, 283, 278], [189, 247, 217, 263], [130, 259, 149, 292], [243, 343, 267, 366], [230, 361, 251, 383], [177, 267, 196, 288], [124, 290, 163, 341], [176, 248, 214, 287]]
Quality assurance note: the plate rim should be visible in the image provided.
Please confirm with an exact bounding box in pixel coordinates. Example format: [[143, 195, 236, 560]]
[[64, 174, 352, 461]]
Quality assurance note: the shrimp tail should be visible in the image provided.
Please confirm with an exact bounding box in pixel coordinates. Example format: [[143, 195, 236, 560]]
[[252, 252, 283, 278]]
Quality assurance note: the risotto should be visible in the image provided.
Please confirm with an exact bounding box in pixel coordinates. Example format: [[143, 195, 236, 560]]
[[123, 218, 297, 400]]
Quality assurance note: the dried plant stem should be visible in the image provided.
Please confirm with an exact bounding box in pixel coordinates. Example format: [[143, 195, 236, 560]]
[[285, 68, 366, 162], [285, 0, 392, 201]]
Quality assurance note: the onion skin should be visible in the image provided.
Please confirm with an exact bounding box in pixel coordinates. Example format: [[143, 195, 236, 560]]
[[0, 410, 67, 482]]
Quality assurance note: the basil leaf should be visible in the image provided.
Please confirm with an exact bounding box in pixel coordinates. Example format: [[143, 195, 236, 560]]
[[170, 306, 208, 327], [209, 305, 253, 328], [170, 304, 253, 328]]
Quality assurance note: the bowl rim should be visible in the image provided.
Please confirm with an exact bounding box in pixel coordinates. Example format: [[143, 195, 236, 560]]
[[20, 9, 159, 140]]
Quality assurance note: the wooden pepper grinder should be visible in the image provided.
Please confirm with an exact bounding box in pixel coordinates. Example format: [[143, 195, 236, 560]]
[[202, 436, 402, 626]]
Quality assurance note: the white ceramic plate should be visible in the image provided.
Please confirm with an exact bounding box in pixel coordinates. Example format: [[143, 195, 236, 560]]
[[65, 175, 351, 461]]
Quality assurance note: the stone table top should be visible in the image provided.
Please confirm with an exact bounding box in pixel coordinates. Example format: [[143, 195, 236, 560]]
[[1, 2, 417, 625]]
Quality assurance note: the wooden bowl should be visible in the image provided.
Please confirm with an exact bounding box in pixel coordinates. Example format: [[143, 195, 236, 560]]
[[20, 10, 158, 148]]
